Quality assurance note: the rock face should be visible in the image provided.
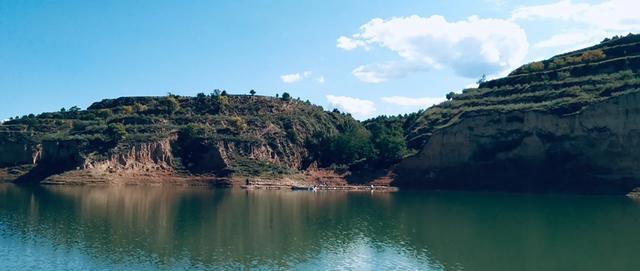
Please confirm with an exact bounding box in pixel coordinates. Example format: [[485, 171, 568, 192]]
[[81, 139, 174, 172], [396, 34, 640, 193], [180, 139, 305, 171], [32, 135, 315, 184], [396, 92, 640, 193], [0, 142, 40, 167]]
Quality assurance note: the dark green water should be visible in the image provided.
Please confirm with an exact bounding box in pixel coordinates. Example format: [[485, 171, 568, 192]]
[[1, 184, 640, 270]]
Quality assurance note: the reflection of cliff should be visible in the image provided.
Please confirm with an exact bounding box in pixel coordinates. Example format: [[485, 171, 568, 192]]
[[1, 185, 394, 268], [3, 185, 640, 270], [386, 192, 640, 271]]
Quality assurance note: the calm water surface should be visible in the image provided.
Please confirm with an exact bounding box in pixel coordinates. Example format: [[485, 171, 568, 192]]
[[1, 184, 639, 270]]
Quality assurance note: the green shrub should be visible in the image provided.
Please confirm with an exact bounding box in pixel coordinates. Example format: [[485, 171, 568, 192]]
[[162, 97, 181, 114], [215, 96, 229, 112], [527, 61, 545, 72], [106, 123, 127, 142], [557, 70, 571, 80], [96, 109, 113, 119], [133, 103, 148, 113], [580, 49, 606, 62], [229, 116, 247, 133], [180, 124, 207, 138]]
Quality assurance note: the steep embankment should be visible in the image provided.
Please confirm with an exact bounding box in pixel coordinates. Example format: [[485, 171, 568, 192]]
[[396, 34, 640, 194], [0, 95, 362, 185]]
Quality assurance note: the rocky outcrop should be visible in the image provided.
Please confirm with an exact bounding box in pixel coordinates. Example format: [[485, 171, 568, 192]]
[[395, 91, 640, 193]]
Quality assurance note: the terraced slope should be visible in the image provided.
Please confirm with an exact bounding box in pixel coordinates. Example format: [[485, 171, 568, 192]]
[[397, 34, 640, 194], [407, 34, 640, 149]]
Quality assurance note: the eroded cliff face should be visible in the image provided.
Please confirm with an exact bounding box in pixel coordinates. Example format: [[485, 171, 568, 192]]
[[0, 142, 40, 167], [172, 135, 310, 176], [32, 133, 311, 184], [81, 139, 174, 172], [395, 92, 640, 193], [218, 138, 306, 169]]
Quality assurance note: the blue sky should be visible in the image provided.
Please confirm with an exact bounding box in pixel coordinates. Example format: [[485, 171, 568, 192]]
[[1, 0, 638, 120]]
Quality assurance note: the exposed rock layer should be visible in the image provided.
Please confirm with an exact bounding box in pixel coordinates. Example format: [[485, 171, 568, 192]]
[[396, 90, 640, 193]]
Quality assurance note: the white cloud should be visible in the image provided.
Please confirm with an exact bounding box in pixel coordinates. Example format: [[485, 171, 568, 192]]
[[511, 0, 591, 21], [533, 32, 598, 49], [337, 36, 365, 50], [381, 96, 446, 107], [352, 61, 429, 83], [465, 82, 479, 89], [316, 76, 325, 84], [484, 0, 507, 6], [513, 0, 640, 48], [338, 15, 529, 80], [281, 73, 302, 83], [280, 71, 313, 83], [326, 95, 376, 118], [338, 1, 640, 84]]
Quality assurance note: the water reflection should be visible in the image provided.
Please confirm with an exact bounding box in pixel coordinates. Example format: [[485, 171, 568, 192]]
[[1, 185, 640, 270]]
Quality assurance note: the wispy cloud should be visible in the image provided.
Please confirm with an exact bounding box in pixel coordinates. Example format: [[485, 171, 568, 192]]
[[326, 95, 376, 118], [352, 62, 429, 84], [281, 71, 324, 84], [281, 73, 303, 83], [512, 0, 640, 49], [381, 96, 445, 107]]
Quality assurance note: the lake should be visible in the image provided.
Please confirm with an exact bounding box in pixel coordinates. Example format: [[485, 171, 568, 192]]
[[1, 184, 639, 270]]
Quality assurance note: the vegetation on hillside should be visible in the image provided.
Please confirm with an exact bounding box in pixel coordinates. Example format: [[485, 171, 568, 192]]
[[304, 114, 418, 169], [406, 33, 640, 148], [1, 91, 414, 174], [2, 34, 639, 174]]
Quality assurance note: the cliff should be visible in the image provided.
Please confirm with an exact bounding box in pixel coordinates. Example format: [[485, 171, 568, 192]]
[[396, 33, 640, 194]]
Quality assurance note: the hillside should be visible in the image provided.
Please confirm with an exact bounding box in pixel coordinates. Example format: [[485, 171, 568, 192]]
[[397, 33, 640, 194], [3, 34, 640, 194], [0, 94, 383, 185], [406, 34, 640, 148]]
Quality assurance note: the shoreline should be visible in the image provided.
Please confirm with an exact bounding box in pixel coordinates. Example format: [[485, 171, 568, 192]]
[[1, 168, 399, 192], [241, 184, 399, 192]]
